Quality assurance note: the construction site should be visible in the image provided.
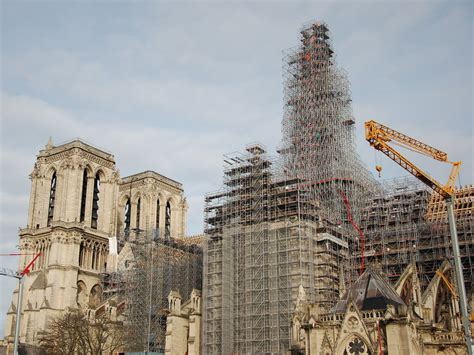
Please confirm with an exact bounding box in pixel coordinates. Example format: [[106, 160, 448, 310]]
[[361, 177, 473, 292], [2, 18, 472, 355], [203, 22, 365, 353], [202, 21, 473, 354]]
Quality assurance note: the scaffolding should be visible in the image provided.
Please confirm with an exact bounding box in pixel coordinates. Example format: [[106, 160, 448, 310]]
[[202, 20, 472, 354], [203, 144, 351, 354], [280, 21, 377, 281], [202, 21, 377, 354], [101, 230, 203, 353], [360, 177, 473, 294]]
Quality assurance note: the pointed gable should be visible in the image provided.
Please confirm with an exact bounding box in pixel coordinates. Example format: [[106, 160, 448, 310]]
[[334, 300, 375, 355]]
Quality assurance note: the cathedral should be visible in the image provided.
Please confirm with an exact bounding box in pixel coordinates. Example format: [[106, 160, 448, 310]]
[[2, 138, 189, 350]]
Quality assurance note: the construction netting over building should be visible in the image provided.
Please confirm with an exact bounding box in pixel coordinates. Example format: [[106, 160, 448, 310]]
[[101, 231, 203, 353]]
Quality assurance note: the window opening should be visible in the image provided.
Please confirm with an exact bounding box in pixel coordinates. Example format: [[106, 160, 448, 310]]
[[165, 201, 171, 237], [79, 170, 88, 222], [124, 199, 131, 232], [91, 173, 100, 229], [47, 172, 57, 226]]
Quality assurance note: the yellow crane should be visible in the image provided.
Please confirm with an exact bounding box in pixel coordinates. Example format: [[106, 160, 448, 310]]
[[365, 120, 472, 354], [436, 270, 458, 299]]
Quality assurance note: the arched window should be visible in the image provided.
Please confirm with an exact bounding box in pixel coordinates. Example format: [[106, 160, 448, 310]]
[[165, 201, 171, 237], [47, 172, 57, 226], [79, 169, 88, 222], [156, 199, 160, 231], [136, 198, 141, 229], [78, 242, 85, 267], [124, 199, 131, 232], [91, 173, 100, 229]]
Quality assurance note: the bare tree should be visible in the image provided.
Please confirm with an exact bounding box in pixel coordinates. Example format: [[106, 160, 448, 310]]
[[39, 308, 133, 355]]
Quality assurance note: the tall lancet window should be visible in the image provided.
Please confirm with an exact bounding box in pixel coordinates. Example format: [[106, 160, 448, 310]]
[[124, 199, 131, 232], [165, 201, 171, 237], [91, 173, 100, 229], [79, 170, 88, 222], [47, 172, 57, 226], [156, 199, 160, 232], [136, 198, 141, 230]]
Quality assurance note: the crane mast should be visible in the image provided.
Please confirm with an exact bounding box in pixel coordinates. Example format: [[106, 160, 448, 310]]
[[364, 120, 472, 354]]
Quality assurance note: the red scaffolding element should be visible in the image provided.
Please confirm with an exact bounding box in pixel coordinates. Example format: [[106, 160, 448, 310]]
[[339, 190, 365, 274]]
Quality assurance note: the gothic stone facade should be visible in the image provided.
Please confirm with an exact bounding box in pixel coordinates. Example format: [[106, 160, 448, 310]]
[[291, 261, 472, 355], [165, 289, 202, 355], [3, 138, 188, 349]]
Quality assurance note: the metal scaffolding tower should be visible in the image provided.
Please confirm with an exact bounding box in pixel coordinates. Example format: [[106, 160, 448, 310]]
[[202, 21, 375, 354], [360, 177, 473, 294]]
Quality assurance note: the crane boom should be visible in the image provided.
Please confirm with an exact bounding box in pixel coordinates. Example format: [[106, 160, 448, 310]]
[[436, 270, 458, 299], [365, 120, 461, 198], [364, 119, 472, 354]]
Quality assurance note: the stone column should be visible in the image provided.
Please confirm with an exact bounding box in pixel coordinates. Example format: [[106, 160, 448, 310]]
[[70, 166, 83, 223], [170, 207, 179, 238], [27, 175, 39, 229], [40, 175, 50, 227], [152, 196, 159, 231], [52, 171, 65, 223], [181, 202, 188, 238], [64, 166, 81, 223], [59, 167, 70, 222], [131, 200, 138, 230]]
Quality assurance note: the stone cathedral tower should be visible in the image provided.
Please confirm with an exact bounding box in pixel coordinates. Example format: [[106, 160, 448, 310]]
[[3, 138, 188, 349]]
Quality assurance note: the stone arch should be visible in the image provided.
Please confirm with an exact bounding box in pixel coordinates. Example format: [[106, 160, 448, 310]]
[[131, 191, 141, 204], [167, 195, 180, 208], [157, 191, 166, 203], [83, 164, 93, 177], [89, 284, 102, 308], [93, 168, 107, 181], [76, 281, 87, 308], [45, 166, 58, 180], [119, 193, 131, 206]]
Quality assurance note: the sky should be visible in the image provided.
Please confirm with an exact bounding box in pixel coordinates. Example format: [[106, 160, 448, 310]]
[[0, 0, 472, 336]]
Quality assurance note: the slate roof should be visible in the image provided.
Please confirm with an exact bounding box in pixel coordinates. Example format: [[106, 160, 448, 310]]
[[331, 266, 405, 313]]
